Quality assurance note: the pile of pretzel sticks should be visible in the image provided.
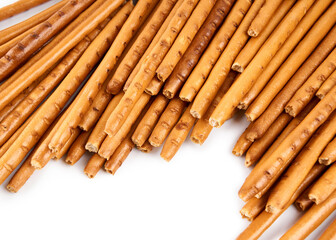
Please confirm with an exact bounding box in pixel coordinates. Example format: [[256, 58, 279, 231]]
[[0, 0, 336, 239]]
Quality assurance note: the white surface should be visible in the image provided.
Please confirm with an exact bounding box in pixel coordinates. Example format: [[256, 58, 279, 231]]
[[0, 1, 335, 239]]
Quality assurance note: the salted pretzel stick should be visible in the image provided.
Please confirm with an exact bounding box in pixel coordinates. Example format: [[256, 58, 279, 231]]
[[161, 105, 196, 161], [237, 163, 326, 240], [137, 141, 153, 153], [240, 193, 270, 222], [317, 72, 336, 99], [280, 190, 336, 240], [309, 163, 336, 205], [286, 51, 336, 117], [239, 88, 336, 203], [105, 0, 199, 137], [163, 0, 236, 99], [180, 0, 251, 102], [190, 0, 265, 118], [107, 0, 177, 94], [319, 218, 336, 240], [245, 27, 336, 141], [0, 0, 49, 21], [266, 111, 336, 213], [232, 124, 253, 157], [209, 0, 317, 127], [145, 77, 164, 95], [245, 2, 336, 121], [132, 94, 169, 147], [84, 154, 105, 178], [295, 186, 314, 212], [247, 0, 282, 37], [54, 128, 81, 160], [156, 0, 216, 82], [245, 113, 292, 167], [86, 93, 123, 153], [232, 0, 295, 73], [65, 130, 91, 165], [190, 71, 237, 145], [319, 137, 336, 165]]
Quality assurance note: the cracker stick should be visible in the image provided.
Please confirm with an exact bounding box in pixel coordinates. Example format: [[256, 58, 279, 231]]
[[309, 163, 336, 205], [319, 218, 336, 240], [245, 2, 336, 121], [86, 93, 123, 153], [137, 141, 153, 153], [319, 137, 336, 165], [237, 163, 326, 240], [132, 94, 169, 147], [280, 190, 336, 240], [149, 98, 186, 147], [240, 193, 270, 222], [190, 0, 265, 118], [0, 0, 49, 21], [295, 186, 314, 212], [239, 88, 336, 202], [179, 0, 251, 102], [107, 0, 177, 94], [209, 0, 317, 127], [105, 0, 199, 137], [156, 0, 216, 82], [161, 105, 196, 161], [247, 0, 282, 37], [84, 154, 105, 179], [162, 0, 236, 99], [65, 130, 91, 165], [317, 71, 336, 99], [245, 27, 336, 141], [232, 124, 253, 157], [145, 77, 164, 96], [232, 0, 295, 73]]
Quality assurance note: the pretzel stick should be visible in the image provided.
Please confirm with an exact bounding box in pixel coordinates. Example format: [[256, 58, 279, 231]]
[[53, 128, 81, 160], [280, 190, 336, 240], [156, 0, 216, 82], [163, 0, 236, 99], [209, 0, 316, 127], [107, 0, 177, 94], [232, 124, 253, 157], [240, 193, 270, 222], [317, 71, 336, 99], [145, 77, 164, 96], [309, 163, 336, 205], [83, 154, 104, 178], [65, 130, 91, 165], [132, 94, 169, 147], [137, 141, 153, 153], [295, 186, 314, 212], [319, 218, 336, 240], [86, 93, 123, 153], [161, 105, 196, 161], [105, 0, 199, 137], [232, 0, 295, 73], [319, 137, 336, 165], [245, 2, 336, 121], [190, 0, 265, 118], [180, 0, 252, 102], [237, 163, 326, 240], [245, 27, 336, 141]]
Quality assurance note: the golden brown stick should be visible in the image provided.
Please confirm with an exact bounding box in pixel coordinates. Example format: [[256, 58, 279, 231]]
[[245, 27, 336, 141], [86, 93, 124, 153], [65, 130, 91, 165], [84, 153, 105, 178], [105, 0, 199, 137], [319, 137, 336, 165], [132, 94, 169, 147], [209, 0, 317, 127], [145, 77, 164, 96], [309, 163, 336, 205], [319, 218, 336, 240], [156, 0, 216, 82], [137, 141, 153, 153], [240, 193, 270, 222], [180, 0, 251, 103], [239, 88, 336, 202], [190, 0, 265, 118], [295, 186, 314, 212], [317, 71, 336, 99], [247, 0, 282, 37], [161, 105, 196, 161], [162, 0, 236, 99], [237, 163, 326, 240], [232, 124, 253, 157], [54, 128, 81, 160], [232, 0, 295, 73], [148, 98, 186, 147], [107, 0, 177, 94], [280, 190, 336, 240]]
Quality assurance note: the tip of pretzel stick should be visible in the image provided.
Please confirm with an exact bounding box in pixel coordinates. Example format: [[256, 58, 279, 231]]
[[246, 132, 257, 143], [179, 96, 192, 102], [232, 148, 243, 157], [209, 118, 220, 128], [163, 90, 174, 99], [245, 113, 254, 122], [316, 93, 324, 100], [190, 136, 202, 145], [84, 171, 95, 179], [285, 105, 296, 117], [265, 205, 279, 214], [308, 194, 319, 204], [247, 28, 258, 37], [319, 158, 331, 165], [232, 63, 244, 73], [190, 110, 201, 119], [148, 139, 160, 148], [30, 160, 42, 170], [6, 185, 17, 193], [85, 143, 98, 153], [65, 158, 74, 165], [237, 102, 247, 110], [240, 209, 253, 222], [244, 158, 252, 168]]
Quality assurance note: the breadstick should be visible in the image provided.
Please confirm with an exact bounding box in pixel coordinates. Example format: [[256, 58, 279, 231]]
[[244, 27, 336, 141], [65, 130, 91, 165], [190, 0, 265, 118], [232, 124, 253, 157], [239, 88, 336, 202], [295, 187, 314, 212], [319, 218, 336, 240], [247, 0, 282, 37], [240, 193, 269, 222], [209, 0, 317, 127], [163, 0, 236, 99], [161, 105, 196, 161], [245, 1, 336, 121], [86, 93, 123, 153], [105, 0, 199, 137], [317, 71, 336, 99], [319, 137, 336, 165], [107, 0, 177, 94], [156, 0, 216, 82], [84, 154, 105, 179], [233, 0, 295, 73], [144, 77, 164, 96], [137, 141, 153, 153], [280, 190, 336, 240], [180, 0, 252, 102], [309, 163, 336, 205], [132, 94, 169, 147], [0, 0, 49, 21]]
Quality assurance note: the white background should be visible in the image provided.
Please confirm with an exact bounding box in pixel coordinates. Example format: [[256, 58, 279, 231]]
[[0, 1, 335, 239]]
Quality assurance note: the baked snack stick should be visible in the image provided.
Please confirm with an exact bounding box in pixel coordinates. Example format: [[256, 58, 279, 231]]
[[295, 186, 314, 212], [145, 77, 164, 96], [65, 130, 92, 165], [232, 124, 253, 157], [317, 71, 336, 99], [319, 137, 336, 165], [241, 191, 270, 222], [84, 154, 105, 179], [136, 141, 153, 153], [318, 218, 336, 240]]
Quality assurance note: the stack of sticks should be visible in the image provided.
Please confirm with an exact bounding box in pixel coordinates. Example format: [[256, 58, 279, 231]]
[[0, 0, 336, 238]]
